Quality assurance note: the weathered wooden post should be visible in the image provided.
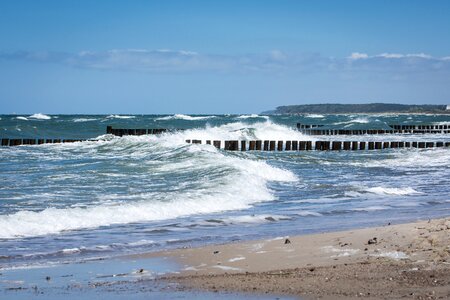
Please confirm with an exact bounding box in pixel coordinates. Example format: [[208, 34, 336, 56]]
[[263, 140, 269, 151], [412, 142, 418, 148], [185, 139, 191, 143], [224, 141, 230, 150], [351, 141, 358, 150], [106, 126, 112, 134], [192, 140, 201, 144], [405, 142, 411, 147], [391, 142, 398, 148], [249, 140, 256, 150], [426, 142, 434, 148], [256, 140, 262, 150], [398, 142, 404, 148], [292, 141, 298, 150], [368, 142, 375, 150], [359, 141, 366, 150], [285, 141, 292, 151], [306, 141, 312, 150], [343, 141, 351, 150], [298, 141, 305, 150], [418, 142, 425, 148], [206, 140, 211, 145], [269, 141, 276, 151], [232, 140, 239, 151], [332, 141, 342, 151], [213, 140, 221, 149], [38, 139, 45, 145], [277, 141, 283, 151], [241, 140, 246, 151], [436, 142, 444, 147], [383, 142, 389, 149], [315, 141, 322, 150], [1, 138, 9, 146], [375, 142, 382, 149]]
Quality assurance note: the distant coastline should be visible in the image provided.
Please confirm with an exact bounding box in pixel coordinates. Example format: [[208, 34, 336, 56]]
[[263, 103, 450, 114]]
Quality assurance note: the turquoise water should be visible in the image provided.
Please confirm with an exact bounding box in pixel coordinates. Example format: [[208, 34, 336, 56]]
[[1, 113, 449, 272]]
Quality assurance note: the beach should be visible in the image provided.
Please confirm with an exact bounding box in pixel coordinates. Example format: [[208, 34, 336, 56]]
[[155, 217, 450, 299]]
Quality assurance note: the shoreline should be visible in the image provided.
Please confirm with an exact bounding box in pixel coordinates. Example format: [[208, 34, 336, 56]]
[[148, 217, 450, 299]]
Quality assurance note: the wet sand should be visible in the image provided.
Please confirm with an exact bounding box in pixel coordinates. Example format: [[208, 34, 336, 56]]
[[149, 218, 450, 299]]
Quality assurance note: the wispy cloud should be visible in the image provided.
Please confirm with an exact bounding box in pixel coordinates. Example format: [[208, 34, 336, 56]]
[[1, 49, 449, 75]]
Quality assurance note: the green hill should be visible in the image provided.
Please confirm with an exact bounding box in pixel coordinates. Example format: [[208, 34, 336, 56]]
[[265, 103, 449, 114]]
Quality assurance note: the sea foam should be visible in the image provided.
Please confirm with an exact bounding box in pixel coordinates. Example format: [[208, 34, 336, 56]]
[[29, 113, 51, 120], [156, 114, 216, 121], [0, 128, 297, 239]]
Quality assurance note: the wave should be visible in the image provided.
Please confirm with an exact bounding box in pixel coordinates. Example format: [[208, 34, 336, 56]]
[[333, 117, 370, 125], [364, 187, 422, 196], [0, 132, 297, 239], [235, 114, 269, 120], [73, 118, 97, 122], [305, 114, 324, 118], [16, 116, 28, 121], [29, 113, 51, 120], [106, 115, 135, 119], [164, 120, 310, 142], [156, 114, 216, 121]]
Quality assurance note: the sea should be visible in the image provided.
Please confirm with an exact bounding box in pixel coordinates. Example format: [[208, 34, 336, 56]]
[[0, 113, 449, 295]]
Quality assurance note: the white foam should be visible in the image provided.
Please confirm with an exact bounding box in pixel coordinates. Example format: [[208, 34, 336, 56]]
[[212, 265, 243, 271], [16, 116, 28, 121], [0, 135, 297, 239], [156, 114, 216, 121], [166, 120, 310, 142], [322, 246, 360, 257], [219, 214, 292, 225], [29, 113, 51, 120], [352, 206, 390, 212], [365, 187, 422, 196], [106, 115, 135, 119], [236, 114, 269, 120], [73, 118, 97, 122], [228, 256, 246, 262], [61, 247, 81, 254], [305, 114, 324, 118], [372, 251, 408, 260]]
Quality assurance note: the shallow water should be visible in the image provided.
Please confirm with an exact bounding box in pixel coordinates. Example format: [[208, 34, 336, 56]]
[[1, 113, 449, 272]]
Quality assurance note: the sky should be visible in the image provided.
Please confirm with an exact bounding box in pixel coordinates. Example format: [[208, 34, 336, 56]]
[[0, 0, 449, 114]]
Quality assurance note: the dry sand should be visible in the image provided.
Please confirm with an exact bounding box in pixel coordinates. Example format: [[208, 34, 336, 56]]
[[142, 218, 450, 299]]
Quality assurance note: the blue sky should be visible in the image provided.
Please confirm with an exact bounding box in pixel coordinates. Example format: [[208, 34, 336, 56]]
[[1, 0, 449, 114]]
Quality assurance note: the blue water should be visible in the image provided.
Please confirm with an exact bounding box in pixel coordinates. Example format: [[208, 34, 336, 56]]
[[1, 113, 450, 272]]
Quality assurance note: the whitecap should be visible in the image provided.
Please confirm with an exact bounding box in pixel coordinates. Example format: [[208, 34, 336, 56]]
[[29, 113, 51, 120], [365, 187, 422, 196], [156, 114, 216, 121], [106, 115, 135, 119], [73, 118, 97, 122], [305, 114, 324, 118], [16, 116, 28, 121], [236, 114, 269, 120]]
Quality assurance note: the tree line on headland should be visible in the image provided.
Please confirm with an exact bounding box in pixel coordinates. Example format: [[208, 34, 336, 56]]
[[264, 103, 449, 114]]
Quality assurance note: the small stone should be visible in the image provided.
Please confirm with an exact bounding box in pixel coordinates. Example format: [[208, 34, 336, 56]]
[[45, 276, 51, 281], [213, 250, 220, 254], [284, 238, 291, 244]]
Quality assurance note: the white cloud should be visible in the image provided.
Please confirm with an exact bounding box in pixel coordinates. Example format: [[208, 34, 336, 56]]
[[348, 52, 369, 60], [376, 53, 404, 59], [0, 49, 449, 75]]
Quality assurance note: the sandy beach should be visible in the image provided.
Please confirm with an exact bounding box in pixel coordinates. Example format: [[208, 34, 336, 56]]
[[147, 218, 450, 299]]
